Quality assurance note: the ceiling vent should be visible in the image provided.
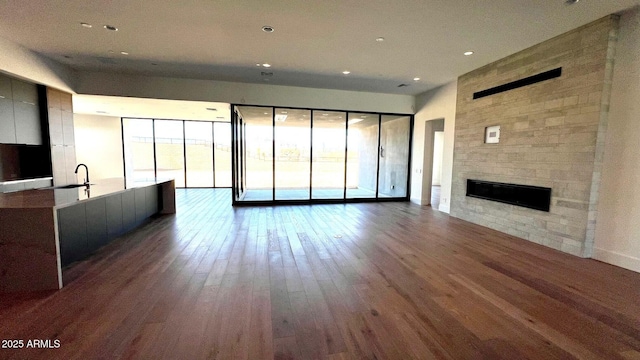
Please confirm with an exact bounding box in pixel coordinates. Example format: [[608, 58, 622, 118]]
[[261, 71, 274, 77]]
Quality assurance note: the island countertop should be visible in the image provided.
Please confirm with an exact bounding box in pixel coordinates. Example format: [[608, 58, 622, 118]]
[[0, 177, 173, 209]]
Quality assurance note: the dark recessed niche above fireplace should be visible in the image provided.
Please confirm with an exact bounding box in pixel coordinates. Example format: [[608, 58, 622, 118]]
[[466, 179, 551, 212]]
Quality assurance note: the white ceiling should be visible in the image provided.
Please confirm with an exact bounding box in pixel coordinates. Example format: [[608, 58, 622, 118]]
[[0, 0, 638, 97]]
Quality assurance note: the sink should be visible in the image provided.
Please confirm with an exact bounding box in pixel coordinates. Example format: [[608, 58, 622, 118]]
[[39, 184, 95, 190]]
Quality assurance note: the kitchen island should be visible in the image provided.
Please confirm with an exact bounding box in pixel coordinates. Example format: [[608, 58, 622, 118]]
[[0, 178, 175, 293]]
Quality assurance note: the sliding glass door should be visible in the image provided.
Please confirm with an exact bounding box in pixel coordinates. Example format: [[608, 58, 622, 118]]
[[312, 111, 346, 199], [123, 118, 232, 188], [185, 121, 213, 187], [233, 106, 412, 204], [346, 113, 379, 198], [275, 108, 310, 200], [378, 115, 411, 198]]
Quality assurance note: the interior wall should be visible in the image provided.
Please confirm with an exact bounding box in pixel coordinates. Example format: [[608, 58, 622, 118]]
[[593, 7, 640, 272], [73, 114, 124, 181], [411, 81, 457, 212], [0, 36, 75, 92], [450, 16, 618, 257], [75, 72, 415, 115]]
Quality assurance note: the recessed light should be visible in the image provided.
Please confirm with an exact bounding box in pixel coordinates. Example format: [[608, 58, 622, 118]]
[[120, 51, 129, 55], [263, 112, 269, 115], [80, 22, 92, 28], [464, 51, 474, 56], [342, 71, 351, 75], [104, 25, 118, 31], [262, 63, 271, 68], [375, 37, 385, 42], [413, 77, 420, 81], [262, 25, 275, 33], [256, 63, 261, 66], [564, 0, 579, 4], [322, 113, 328, 116], [282, 111, 287, 114]]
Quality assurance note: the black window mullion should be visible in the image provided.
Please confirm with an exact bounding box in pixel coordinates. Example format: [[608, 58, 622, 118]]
[[343, 112, 349, 200], [309, 111, 313, 200], [183, 120, 187, 188], [152, 119, 157, 179], [272, 109, 276, 201], [375, 115, 381, 199]]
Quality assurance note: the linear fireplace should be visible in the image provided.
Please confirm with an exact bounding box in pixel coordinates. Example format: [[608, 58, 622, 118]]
[[466, 179, 551, 212]]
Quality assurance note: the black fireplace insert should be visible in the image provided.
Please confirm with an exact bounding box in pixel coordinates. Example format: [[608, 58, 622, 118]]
[[466, 179, 551, 212]]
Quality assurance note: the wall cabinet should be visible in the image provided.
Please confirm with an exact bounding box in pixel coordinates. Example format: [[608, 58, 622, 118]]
[[0, 75, 42, 145], [0, 98, 16, 143], [14, 101, 42, 145], [47, 88, 76, 186]]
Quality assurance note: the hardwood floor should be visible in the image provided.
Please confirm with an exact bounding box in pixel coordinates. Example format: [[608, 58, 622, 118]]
[[1, 188, 639, 359]]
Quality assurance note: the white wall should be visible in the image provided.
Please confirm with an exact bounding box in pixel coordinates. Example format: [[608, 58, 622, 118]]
[[432, 131, 444, 186], [0, 36, 76, 92], [73, 114, 124, 181], [75, 72, 415, 115], [411, 81, 457, 212], [593, 7, 640, 272]]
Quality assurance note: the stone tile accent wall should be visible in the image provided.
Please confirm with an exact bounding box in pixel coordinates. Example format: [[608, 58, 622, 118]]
[[450, 16, 619, 257]]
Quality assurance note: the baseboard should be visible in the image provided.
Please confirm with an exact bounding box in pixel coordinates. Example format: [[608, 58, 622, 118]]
[[592, 248, 640, 273]]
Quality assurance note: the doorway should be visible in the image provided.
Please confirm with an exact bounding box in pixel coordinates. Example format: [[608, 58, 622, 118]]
[[431, 130, 444, 209]]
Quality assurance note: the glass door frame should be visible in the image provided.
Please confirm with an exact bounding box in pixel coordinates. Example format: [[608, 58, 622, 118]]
[[231, 104, 413, 206]]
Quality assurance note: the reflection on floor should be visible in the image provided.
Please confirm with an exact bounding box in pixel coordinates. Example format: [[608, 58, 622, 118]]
[[242, 188, 385, 201], [431, 185, 441, 210]]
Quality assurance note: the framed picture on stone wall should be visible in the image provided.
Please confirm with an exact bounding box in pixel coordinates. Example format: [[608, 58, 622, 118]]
[[485, 125, 500, 144]]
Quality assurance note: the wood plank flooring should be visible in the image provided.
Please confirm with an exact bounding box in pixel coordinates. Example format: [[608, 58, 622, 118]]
[[1, 188, 639, 359]]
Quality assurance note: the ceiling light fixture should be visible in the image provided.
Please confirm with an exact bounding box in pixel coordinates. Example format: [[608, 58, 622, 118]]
[[348, 118, 363, 125], [262, 63, 271, 68], [464, 51, 474, 56], [342, 71, 351, 75], [262, 26, 275, 33], [564, 0, 580, 4], [413, 77, 420, 81], [376, 37, 385, 42], [120, 51, 129, 55], [104, 25, 118, 31], [81, 22, 92, 28], [256, 63, 261, 66]]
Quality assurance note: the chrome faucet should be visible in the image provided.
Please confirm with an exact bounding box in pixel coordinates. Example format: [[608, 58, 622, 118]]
[[75, 163, 90, 185]]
